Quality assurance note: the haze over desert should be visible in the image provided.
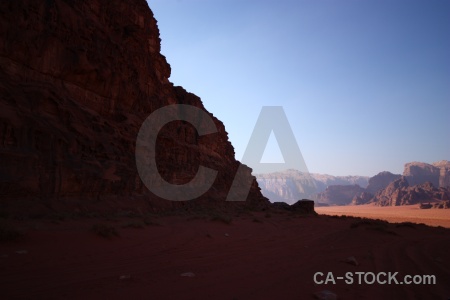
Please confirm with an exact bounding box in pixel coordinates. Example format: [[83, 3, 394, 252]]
[[1, 0, 449, 299]]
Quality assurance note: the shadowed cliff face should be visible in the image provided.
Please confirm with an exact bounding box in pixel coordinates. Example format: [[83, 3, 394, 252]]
[[0, 0, 268, 214]]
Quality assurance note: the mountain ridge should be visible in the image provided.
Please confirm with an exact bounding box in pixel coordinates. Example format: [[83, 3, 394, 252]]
[[257, 161, 450, 205]]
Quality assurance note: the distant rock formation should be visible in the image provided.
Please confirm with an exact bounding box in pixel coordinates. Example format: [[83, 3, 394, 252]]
[[310, 173, 369, 190], [404, 161, 450, 188], [431, 200, 450, 209], [256, 169, 369, 204], [365, 171, 402, 194], [257, 161, 450, 206], [371, 177, 450, 206], [0, 0, 268, 214], [351, 191, 373, 205], [290, 199, 316, 214], [315, 184, 366, 206], [256, 170, 318, 204]]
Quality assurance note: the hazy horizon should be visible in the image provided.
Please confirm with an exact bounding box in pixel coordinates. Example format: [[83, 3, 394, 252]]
[[253, 159, 449, 178], [148, 0, 450, 177]]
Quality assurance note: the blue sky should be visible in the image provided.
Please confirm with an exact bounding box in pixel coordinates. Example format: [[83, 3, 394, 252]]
[[147, 0, 450, 176]]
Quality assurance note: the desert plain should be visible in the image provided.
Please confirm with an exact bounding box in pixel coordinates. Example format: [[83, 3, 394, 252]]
[[1, 209, 449, 299], [316, 204, 450, 228]]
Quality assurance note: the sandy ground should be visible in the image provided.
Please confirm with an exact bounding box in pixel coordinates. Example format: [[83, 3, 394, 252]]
[[1, 212, 449, 299], [316, 204, 450, 228]]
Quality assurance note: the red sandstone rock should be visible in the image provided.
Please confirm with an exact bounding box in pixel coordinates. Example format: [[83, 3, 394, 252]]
[[0, 0, 268, 214]]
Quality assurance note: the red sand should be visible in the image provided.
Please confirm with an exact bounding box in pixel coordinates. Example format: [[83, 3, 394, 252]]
[[316, 204, 450, 228], [1, 212, 449, 299]]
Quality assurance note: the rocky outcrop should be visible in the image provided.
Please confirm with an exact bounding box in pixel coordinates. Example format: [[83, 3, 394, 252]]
[[403, 161, 450, 188], [315, 185, 366, 206], [365, 171, 401, 194], [271, 199, 316, 214], [291, 199, 316, 214], [0, 0, 268, 214], [420, 201, 449, 209], [371, 177, 450, 206]]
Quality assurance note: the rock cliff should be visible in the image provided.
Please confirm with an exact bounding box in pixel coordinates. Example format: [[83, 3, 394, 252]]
[[404, 161, 450, 188], [433, 160, 450, 188], [371, 177, 450, 206], [0, 0, 268, 214]]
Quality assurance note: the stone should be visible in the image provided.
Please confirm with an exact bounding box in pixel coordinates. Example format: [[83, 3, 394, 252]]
[[343, 256, 359, 266], [271, 202, 291, 210], [313, 290, 337, 300], [290, 199, 316, 214]]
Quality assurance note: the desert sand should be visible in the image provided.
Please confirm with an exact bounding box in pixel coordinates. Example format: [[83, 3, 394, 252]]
[[1, 211, 449, 299], [316, 204, 450, 228]]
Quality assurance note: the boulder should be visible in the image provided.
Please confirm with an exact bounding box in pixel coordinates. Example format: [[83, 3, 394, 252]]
[[291, 199, 316, 214]]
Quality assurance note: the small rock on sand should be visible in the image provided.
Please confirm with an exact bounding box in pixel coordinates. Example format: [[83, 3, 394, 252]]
[[313, 290, 337, 300], [343, 256, 359, 266], [180, 272, 195, 277]]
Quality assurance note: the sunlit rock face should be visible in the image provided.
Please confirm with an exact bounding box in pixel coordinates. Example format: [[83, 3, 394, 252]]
[[0, 0, 268, 214], [371, 177, 450, 206]]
